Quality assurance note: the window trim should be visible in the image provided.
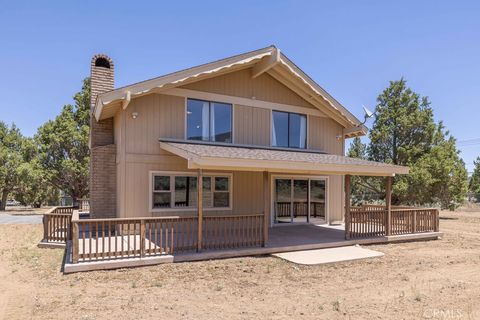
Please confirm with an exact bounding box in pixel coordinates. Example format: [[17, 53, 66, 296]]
[[185, 98, 233, 144], [271, 110, 308, 149], [149, 171, 233, 213]]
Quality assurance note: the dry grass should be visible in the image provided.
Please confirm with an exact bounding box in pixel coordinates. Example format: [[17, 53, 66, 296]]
[[0, 210, 479, 319], [2, 206, 52, 216]]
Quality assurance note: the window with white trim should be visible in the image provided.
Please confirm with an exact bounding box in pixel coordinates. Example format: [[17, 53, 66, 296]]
[[151, 173, 232, 210]]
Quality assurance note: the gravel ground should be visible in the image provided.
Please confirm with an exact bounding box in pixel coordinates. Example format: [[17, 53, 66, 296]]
[[0, 210, 479, 320]]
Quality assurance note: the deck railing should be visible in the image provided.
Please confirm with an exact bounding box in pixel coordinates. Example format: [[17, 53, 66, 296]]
[[348, 206, 439, 239], [70, 213, 264, 263], [202, 215, 264, 250], [78, 198, 90, 212], [42, 207, 75, 243], [275, 202, 326, 218]]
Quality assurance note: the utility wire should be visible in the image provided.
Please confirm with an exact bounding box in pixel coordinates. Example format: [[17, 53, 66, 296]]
[[457, 138, 480, 146]]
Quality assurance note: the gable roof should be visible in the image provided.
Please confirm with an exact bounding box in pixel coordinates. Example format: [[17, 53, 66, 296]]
[[94, 46, 367, 137]]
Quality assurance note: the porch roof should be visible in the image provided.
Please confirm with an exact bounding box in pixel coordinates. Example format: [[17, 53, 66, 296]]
[[159, 140, 409, 177]]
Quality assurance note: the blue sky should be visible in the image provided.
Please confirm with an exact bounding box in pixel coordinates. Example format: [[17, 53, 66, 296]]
[[0, 1, 479, 172]]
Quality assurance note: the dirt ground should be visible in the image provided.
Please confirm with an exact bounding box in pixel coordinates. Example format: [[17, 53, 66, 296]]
[[0, 210, 479, 320]]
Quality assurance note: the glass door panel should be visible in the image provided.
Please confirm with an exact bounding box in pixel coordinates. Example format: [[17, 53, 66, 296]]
[[275, 179, 292, 223], [310, 180, 326, 224], [292, 179, 308, 223]]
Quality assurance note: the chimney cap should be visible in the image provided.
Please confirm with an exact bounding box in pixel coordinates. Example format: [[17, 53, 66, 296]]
[[91, 54, 114, 69]]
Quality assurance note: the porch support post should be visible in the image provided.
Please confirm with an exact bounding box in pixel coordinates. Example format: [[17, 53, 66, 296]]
[[385, 176, 392, 236], [263, 171, 269, 247], [344, 175, 351, 240], [197, 169, 203, 252]]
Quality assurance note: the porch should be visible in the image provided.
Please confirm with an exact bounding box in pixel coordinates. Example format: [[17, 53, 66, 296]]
[[59, 216, 440, 272], [40, 143, 442, 272], [43, 202, 440, 272]]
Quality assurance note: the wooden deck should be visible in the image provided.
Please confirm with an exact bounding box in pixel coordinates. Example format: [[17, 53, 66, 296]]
[[173, 224, 441, 262], [63, 224, 442, 272]]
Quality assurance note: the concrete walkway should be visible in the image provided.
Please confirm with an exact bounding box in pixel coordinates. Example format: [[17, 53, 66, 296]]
[[0, 213, 42, 224], [272, 245, 384, 265]]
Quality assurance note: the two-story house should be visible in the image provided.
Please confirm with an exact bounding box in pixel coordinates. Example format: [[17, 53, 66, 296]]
[[82, 46, 440, 265]]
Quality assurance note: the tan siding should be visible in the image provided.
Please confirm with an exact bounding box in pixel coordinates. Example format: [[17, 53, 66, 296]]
[[328, 175, 344, 223], [308, 115, 344, 155], [122, 153, 263, 218], [114, 74, 346, 224], [181, 68, 316, 109], [125, 94, 185, 155], [234, 105, 270, 146]]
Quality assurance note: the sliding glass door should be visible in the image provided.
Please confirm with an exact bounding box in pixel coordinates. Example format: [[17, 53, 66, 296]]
[[274, 177, 327, 224]]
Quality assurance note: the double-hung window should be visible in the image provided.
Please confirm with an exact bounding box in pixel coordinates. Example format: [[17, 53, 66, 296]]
[[151, 172, 232, 211], [187, 98, 232, 143], [271, 111, 307, 148]]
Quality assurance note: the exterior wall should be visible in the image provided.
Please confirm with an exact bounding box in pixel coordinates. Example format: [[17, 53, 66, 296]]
[[112, 68, 346, 223], [181, 68, 316, 109], [307, 115, 345, 222], [308, 115, 344, 155], [234, 105, 270, 146], [89, 55, 116, 218]]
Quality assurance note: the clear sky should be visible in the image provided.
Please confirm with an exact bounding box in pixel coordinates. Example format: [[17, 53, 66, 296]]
[[1, 1, 479, 172]]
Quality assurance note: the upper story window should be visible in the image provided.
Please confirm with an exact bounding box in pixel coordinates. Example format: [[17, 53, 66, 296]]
[[187, 98, 232, 143], [272, 111, 307, 149]]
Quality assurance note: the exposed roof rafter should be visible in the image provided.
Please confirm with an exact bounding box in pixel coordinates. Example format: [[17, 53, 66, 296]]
[[251, 48, 280, 78]]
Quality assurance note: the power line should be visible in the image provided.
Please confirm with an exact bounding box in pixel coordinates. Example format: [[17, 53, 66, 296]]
[[457, 138, 480, 146]]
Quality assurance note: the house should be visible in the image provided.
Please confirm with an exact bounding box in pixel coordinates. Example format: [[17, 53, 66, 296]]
[[54, 46, 440, 270]]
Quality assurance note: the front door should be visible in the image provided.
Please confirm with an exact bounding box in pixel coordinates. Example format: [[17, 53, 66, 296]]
[[274, 178, 327, 224]]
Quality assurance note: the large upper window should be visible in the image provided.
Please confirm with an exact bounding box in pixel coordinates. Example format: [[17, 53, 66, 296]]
[[151, 172, 232, 211], [187, 99, 232, 143], [272, 111, 307, 148]]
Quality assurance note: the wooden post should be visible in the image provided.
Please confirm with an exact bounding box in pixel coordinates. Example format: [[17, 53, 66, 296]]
[[263, 171, 269, 247], [412, 210, 417, 234], [385, 176, 392, 236], [43, 215, 48, 242], [197, 169, 203, 252], [140, 219, 146, 257], [344, 175, 351, 240], [72, 221, 79, 263]]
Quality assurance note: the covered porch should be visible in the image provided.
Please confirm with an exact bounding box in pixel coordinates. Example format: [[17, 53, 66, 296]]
[[38, 142, 441, 272]]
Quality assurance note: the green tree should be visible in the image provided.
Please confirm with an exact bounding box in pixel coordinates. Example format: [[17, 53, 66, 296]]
[[368, 78, 436, 166], [347, 137, 367, 159], [347, 137, 382, 204], [405, 125, 468, 209], [469, 157, 480, 201], [35, 78, 90, 203], [0, 122, 24, 210], [14, 138, 59, 207], [365, 79, 468, 209]]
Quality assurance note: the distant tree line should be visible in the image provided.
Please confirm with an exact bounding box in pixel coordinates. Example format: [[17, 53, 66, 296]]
[[0, 78, 90, 210], [348, 79, 469, 210]]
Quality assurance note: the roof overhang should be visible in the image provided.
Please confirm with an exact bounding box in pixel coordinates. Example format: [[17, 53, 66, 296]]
[[159, 140, 409, 177], [94, 46, 367, 138]]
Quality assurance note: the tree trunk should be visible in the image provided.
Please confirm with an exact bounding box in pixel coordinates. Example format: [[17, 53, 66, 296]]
[[72, 195, 78, 208], [0, 190, 8, 211]]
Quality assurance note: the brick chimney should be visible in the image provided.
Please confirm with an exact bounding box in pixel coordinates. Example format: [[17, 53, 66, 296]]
[[90, 54, 114, 147], [89, 54, 116, 218]]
